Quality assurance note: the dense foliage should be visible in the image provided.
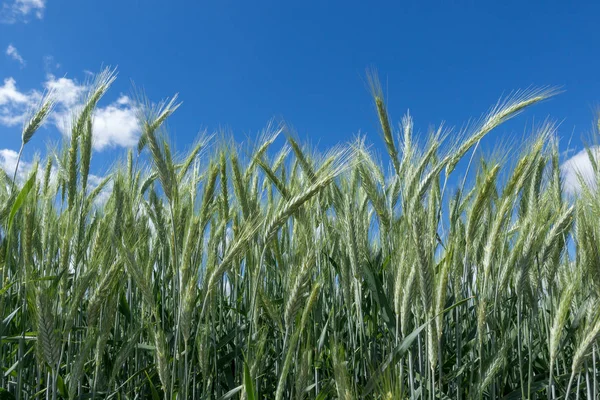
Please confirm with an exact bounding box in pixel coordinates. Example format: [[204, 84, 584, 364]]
[[0, 69, 597, 399]]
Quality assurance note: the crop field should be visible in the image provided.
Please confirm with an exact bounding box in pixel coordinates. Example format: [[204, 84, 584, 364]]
[[0, 69, 598, 399]]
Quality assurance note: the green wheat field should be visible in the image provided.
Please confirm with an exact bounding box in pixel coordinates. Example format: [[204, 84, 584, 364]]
[[1, 68, 599, 399]]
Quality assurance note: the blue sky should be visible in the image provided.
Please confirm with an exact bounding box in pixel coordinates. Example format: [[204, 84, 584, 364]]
[[1, 0, 599, 192]]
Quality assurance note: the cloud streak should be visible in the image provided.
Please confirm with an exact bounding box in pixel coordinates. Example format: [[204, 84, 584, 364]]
[[6, 44, 25, 66], [1, 0, 46, 23]]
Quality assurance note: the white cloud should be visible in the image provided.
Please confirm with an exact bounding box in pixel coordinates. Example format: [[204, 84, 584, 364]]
[[44, 74, 89, 134], [91, 96, 140, 150], [0, 148, 54, 185], [6, 44, 25, 66], [0, 148, 49, 185], [0, 77, 41, 126], [561, 146, 600, 195], [0, 148, 27, 180], [0, 78, 33, 105], [47, 78, 140, 150], [0, 74, 140, 152], [1, 0, 46, 23], [44, 75, 140, 150], [44, 75, 85, 107]]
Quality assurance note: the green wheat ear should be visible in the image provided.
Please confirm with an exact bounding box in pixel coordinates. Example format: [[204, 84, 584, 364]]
[[22, 90, 56, 145], [11, 90, 56, 186], [366, 68, 400, 174]]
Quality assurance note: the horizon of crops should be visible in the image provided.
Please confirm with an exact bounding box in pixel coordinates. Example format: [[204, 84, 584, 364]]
[[1, 68, 599, 399]]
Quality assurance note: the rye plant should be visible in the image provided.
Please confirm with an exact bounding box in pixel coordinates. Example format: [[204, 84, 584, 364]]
[[1, 67, 599, 399]]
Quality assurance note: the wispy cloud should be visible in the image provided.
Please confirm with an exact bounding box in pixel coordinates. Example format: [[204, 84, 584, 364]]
[[561, 146, 600, 195], [0, 73, 141, 151], [0, 148, 33, 181], [6, 44, 25, 66], [1, 0, 46, 23], [0, 77, 41, 126], [43, 55, 60, 72]]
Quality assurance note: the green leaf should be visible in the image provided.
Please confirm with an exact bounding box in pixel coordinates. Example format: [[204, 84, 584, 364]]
[[362, 297, 472, 396], [4, 171, 36, 260], [243, 360, 256, 400], [3, 345, 34, 378], [145, 371, 160, 400], [57, 374, 68, 398], [315, 387, 330, 400], [317, 310, 331, 352], [216, 385, 243, 400], [118, 290, 131, 323], [1, 307, 19, 329], [361, 253, 395, 331], [0, 281, 15, 297], [8, 171, 36, 232]]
